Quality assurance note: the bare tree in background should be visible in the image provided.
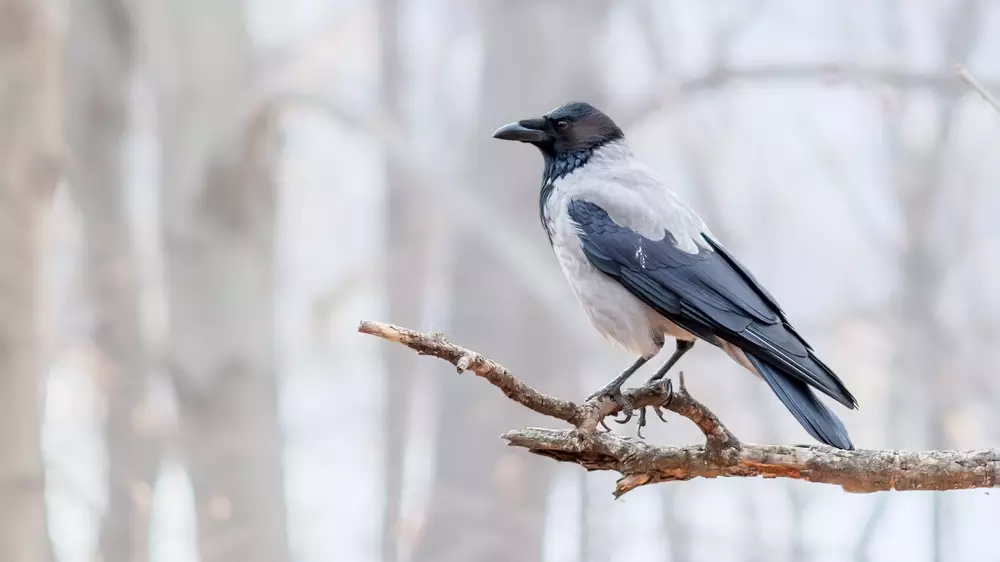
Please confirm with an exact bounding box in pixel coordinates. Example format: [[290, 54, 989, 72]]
[[868, 3, 983, 560], [378, 1, 417, 559], [413, 2, 610, 560], [0, 0, 60, 560], [143, 0, 290, 560], [64, 2, 161, 561]]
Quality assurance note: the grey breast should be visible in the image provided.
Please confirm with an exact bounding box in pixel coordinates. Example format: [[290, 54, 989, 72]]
[[541, 141, 705, 357]]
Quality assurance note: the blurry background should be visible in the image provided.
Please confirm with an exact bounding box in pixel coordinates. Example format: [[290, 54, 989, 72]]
[[1, 0, 999, 561]]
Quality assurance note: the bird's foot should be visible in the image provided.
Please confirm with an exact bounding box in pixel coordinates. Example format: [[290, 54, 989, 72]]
[[636, 378, 674, 439], [585, 382, 633, 428]]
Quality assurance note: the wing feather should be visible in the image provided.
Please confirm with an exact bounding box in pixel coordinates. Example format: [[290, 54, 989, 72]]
[[568, 198, 857, 409]]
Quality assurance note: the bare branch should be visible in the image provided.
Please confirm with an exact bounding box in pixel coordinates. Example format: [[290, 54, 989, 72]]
[[955, 64, 1000, 115], [504, 428, 1000, 497], [360, 321, 1000, 496], [620, 63, 1000, 130], [359, 320, 581, 424]]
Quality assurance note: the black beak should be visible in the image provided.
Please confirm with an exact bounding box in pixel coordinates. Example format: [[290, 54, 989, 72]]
[[492, 118, 549, 142]]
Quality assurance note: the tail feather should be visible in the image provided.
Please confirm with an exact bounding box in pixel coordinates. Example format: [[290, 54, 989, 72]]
[[744, 325, 857, 409], [746, 352, 854, 450]]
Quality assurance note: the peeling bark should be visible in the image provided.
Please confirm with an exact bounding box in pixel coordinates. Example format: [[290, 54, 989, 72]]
[[503, 429, 999, 495]]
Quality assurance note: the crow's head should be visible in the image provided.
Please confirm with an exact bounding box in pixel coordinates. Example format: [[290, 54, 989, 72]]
[[492, 102, 624, 156]]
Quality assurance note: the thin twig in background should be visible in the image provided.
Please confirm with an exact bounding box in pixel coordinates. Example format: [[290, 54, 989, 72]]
[[956, 64, 1000, 115], [359, 320, 1000, 497]]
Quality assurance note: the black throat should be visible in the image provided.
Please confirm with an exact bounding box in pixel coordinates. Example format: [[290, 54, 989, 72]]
[[537, 147, 599, 243]]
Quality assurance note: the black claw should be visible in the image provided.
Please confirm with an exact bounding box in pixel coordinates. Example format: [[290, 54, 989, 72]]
[[653, 405, 668, 423], [614, 410, 633, 424], [600, 419, 612, 432], [637, 408, 648, 439], [585, 382, 635, 430]]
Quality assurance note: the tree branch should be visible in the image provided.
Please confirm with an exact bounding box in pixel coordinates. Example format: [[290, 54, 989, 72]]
[[359, 321, 1000, 496], [955, 64, 1000, 115], [620, 63, 1000, 130]]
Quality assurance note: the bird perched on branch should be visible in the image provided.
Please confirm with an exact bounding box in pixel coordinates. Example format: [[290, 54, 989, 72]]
[[492, 102, 857, 449]]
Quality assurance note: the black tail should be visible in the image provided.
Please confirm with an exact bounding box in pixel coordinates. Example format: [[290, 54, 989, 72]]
[[747, 352, 854, 450]]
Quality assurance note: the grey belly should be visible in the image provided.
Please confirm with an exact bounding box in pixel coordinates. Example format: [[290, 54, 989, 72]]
[[545, 195, 697, 358], [577, 274, 662, 356], [557, 247, 695, 358]]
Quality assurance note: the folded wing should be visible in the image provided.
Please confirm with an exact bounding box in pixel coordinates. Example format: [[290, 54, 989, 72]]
[[567, 198, 857, 411]]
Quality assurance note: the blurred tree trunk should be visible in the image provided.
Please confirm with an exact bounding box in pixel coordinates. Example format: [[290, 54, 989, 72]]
[[0, 1, 60, 560], [146, 0, 291, 560], [378, 1, 415, 559], [662, 487, 691, 562], [891, 99, 960, 562], [887, 5, 980, 561], [64, 2, 161, 561], [413, 2, 610, 561]]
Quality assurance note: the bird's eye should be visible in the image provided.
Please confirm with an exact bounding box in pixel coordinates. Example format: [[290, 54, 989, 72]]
[[555, 120, 570, 130]]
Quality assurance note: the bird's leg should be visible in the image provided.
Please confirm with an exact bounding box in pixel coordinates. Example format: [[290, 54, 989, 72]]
[[636, 378, 673, 439], [586, 355, 651, 423], [646, 340, 694, 384], [633, 341, 691, 438]]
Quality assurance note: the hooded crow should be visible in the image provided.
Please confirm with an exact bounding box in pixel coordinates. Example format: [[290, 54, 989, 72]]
[[492, 102, 857, 450]]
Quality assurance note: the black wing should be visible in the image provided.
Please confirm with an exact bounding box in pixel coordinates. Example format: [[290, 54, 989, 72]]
[[567, 199, 857, 410]]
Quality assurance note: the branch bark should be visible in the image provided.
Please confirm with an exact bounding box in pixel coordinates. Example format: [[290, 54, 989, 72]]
[[359, 321, 1000, 497]]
